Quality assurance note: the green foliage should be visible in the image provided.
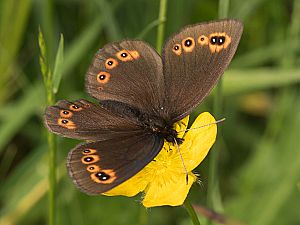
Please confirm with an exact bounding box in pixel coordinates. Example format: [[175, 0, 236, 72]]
[[1, 0, 300, 225]]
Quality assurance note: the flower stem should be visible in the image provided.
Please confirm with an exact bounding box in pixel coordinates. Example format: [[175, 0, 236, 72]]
[[184, 199, 201, 225], [207, 0, 229, 219], [156, 0, 168, 53]]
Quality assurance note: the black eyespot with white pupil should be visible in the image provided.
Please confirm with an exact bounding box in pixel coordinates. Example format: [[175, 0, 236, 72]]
[[83, 149, 91, 153], [218, 36, 225, 45], [62, 119, 68, 124], [174, 45, 179, 51], [184, 39, 192, 47], [84, 157, 93, 162], [210, 36, 218, 45], [95, 172, 110, 181], [107, 61, 113, 65], [99, 74, 106, 80], [72, 105, 79, 109], [62, 111, 69, 115], [89, 166, 95, 170], [121, 52, 127, 58]]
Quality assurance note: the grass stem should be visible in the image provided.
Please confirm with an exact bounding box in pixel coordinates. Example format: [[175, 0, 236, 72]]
[[207, 0, 229, 221], [156, 0, 168, 53], [39, 28, 57, 225], [47, 92, 56, 225]]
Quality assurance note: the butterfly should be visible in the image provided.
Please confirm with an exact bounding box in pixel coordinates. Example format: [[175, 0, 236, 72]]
[[44, 19, 243, 195]]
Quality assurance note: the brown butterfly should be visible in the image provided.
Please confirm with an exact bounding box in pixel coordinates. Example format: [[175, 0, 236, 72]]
[[44, 19, 243, 195]]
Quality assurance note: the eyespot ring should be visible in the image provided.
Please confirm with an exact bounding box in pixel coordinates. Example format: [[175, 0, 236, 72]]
[[81, 155, 100, 164], [182, 37, 195, 52], [172, 44, 182, 56], [116, 50, 140, 61], [198, 35, 209, 46], [86, 164, 101, 173], [116, 50, 132, 61], [57, 118, 76, 129], [105, 58, 118, 70], [82, 149, 97, 155], [97, 71, 111, 84], [69, 104, 82, 111], [90, 169, 116, 184], [208, 32, 232, 53], [60, 110, 73, 118]]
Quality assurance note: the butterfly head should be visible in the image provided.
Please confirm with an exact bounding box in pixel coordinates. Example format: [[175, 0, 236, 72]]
[[158, 125, 183, 144]]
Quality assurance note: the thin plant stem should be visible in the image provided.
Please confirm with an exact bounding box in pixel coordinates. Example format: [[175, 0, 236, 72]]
[[47, 91, 56, 225], [39, 29, 57, 225], [156, 0, 168, 53], [207, 0, 229, 219], [184, 199, 201, 225], [218, 0, 230, 19]]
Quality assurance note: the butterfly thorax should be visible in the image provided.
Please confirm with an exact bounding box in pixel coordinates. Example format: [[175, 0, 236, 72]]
[[137, 113, 183, 144], [101, 100, 183, 144], [158, 126, 183, 144]]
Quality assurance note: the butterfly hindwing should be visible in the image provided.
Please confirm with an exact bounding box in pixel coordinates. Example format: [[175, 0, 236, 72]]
[[44, 99, 142, 141], [162, 19, 243, 121], [67, 133, 164, 195], [85, 40, 165, 115]]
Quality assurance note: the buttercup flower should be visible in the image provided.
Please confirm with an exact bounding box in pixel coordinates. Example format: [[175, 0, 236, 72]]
[[103, 112, 217, 207]]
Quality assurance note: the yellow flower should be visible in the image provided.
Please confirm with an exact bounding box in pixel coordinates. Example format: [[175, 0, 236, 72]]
[[104, 112, 217, 207]]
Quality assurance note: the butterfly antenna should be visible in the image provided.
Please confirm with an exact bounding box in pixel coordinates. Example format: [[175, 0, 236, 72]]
[[173, 138, 189, 185], [178, 118, 226, 133]]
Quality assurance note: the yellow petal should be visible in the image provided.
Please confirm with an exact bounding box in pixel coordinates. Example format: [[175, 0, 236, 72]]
[[103, 171, 149, 197], [178, 112, 217, 171], [142, 172, 196, 208]]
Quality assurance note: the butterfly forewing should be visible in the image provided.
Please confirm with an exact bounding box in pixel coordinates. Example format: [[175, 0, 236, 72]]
[[162, 19, 243, 121], [86, 40, 165, 115], [67, 133, 164, 195]]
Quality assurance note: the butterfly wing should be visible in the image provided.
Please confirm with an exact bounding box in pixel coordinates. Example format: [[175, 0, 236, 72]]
[[44, 99, 142, 141], [86, 40, 164, 115], [162, 19, 243, 121], [67, 133, 164, 195]]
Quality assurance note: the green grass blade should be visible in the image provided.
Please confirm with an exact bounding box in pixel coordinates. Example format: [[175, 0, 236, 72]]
[[0, 83, 44, 153], [39, 0, 55, 64], [38, 27, 49, 82], [137, 18, 166, 39], [231, 0, 268, 20], [232, 39, 299, 68], [95, 0, 122, 41], [52, 34, 64, 94], [0, 0, 33, 103], [62, 17, 103, 77], [223, 69, 300, 95]]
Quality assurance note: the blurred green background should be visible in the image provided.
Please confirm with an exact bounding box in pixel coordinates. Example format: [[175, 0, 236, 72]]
[[1, 0, 300, 224]]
